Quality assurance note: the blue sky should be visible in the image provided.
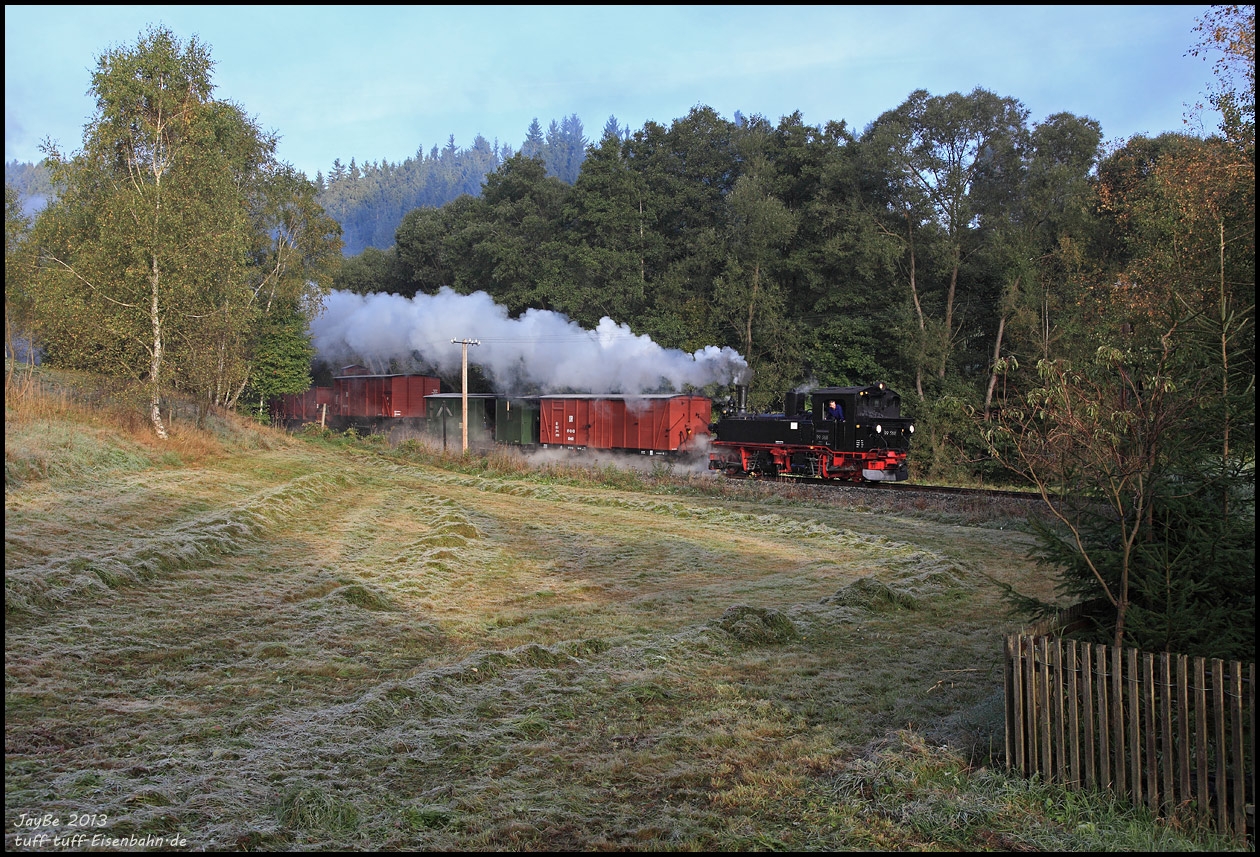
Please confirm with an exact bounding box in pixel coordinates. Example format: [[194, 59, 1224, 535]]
[[5, 5, 1222, 180]]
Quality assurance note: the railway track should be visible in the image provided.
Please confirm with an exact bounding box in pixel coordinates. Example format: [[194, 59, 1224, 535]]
[[750, 473, 1041, 503], [854, 480, 1039, 501]]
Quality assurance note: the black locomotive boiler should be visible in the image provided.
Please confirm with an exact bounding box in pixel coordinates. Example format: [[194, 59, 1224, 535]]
[[708, 382, 914, 482]]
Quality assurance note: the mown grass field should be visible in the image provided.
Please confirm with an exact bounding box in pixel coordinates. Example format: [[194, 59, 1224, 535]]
[[4, 372, 1243, 851]]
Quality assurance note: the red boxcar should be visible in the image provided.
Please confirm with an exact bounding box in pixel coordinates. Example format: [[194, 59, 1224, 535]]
[[539, 395, 711, 453], [333, 366, 441, 420], [271, 385, 332, 425]]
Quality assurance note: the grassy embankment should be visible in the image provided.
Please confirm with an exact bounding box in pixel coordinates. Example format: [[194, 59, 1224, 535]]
[[5, 368, 1242, 850]]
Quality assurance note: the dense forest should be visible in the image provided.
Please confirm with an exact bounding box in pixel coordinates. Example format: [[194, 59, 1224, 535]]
[[5, 11, 1254, 656]]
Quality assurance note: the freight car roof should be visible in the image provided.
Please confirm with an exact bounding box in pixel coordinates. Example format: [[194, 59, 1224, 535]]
[[421, 393, 706, 401], [423, 392, 499, 399], [536, 393, 707, 400], [333, 371, 440, 380]]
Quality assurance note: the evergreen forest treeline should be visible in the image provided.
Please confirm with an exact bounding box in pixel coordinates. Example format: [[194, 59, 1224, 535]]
[[3, 160, 55, 219], [334, 101, 1253, 416], [309, 114, 599, 256]]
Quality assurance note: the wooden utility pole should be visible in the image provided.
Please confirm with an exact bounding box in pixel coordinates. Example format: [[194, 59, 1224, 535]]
[[451, 338, 480, 452]]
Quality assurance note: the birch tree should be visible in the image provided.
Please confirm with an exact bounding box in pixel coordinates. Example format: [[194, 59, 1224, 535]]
[[32, 26, 339, 436]]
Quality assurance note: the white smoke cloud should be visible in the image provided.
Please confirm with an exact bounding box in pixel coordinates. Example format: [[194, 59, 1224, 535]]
[[308, 288, 750, 394]]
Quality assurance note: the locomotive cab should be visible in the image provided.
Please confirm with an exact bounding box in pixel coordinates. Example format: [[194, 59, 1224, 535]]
[[821, 383, 914, 481], [809, 383, 911, 457]]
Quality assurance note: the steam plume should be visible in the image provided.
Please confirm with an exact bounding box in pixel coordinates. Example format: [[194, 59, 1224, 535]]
[[309, 288, 749, 394]]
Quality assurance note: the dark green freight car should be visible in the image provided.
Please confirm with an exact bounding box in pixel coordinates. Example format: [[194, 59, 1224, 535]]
[[495, 397, 541, 446], [422, 393, 541, 449]]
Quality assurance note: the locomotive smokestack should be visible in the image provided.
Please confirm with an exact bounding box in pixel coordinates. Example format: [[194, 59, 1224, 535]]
[[730, 365, 752, 415]]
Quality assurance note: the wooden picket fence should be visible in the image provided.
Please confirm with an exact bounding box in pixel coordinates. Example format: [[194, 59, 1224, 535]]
[[1004, 631, 1254, 841]]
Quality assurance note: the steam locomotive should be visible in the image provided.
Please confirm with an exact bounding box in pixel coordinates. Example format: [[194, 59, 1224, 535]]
[[707, 383, 913, 482], [272, 367, 913, 482]]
